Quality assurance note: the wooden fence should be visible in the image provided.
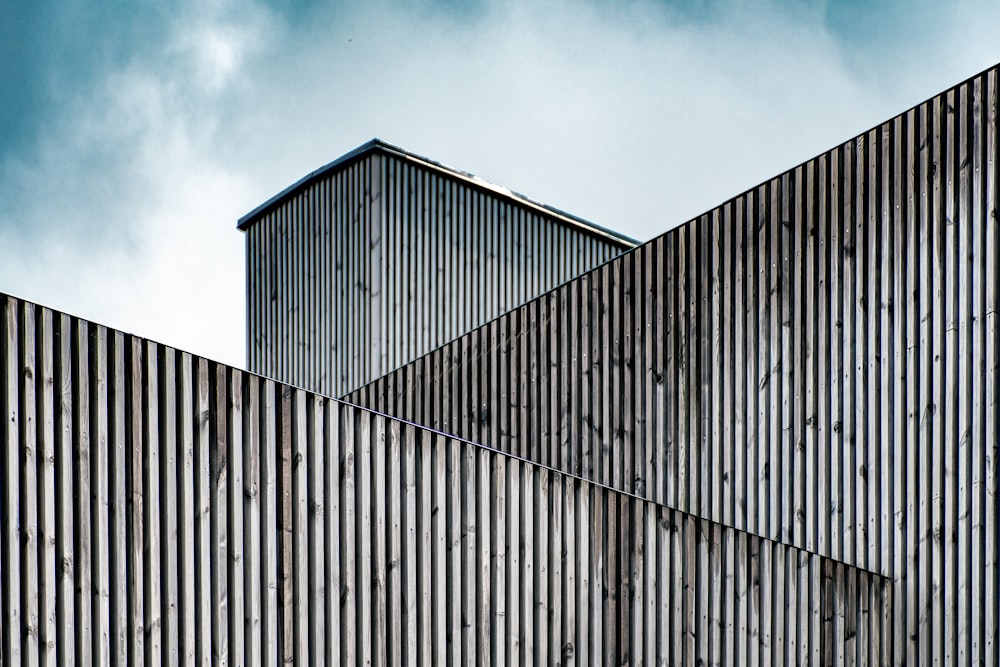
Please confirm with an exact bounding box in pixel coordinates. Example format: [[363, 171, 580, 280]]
[[348, 64, 1000, 665], [0, 294, 889, 664]]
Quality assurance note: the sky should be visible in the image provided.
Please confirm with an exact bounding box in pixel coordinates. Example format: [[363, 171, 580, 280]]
[[2, 0, 999, 369]]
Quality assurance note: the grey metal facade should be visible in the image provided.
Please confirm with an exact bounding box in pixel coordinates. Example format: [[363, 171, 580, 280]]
[[0, 293, 889, 665], [241, 139, 636, 398], [348, 65, 1000, 664]]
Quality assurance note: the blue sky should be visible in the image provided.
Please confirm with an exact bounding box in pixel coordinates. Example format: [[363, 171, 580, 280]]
[[2, 0, 999, 367]]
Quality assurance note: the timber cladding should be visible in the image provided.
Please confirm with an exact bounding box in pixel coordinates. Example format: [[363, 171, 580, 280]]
[[242, 140, 635, 399], [0, 293, 889, 664], [348, 65, 1000, 663]]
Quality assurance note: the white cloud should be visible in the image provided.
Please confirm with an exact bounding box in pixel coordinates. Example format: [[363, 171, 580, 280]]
[[0, 0, 271, 367], [1, 0, 998, 369]]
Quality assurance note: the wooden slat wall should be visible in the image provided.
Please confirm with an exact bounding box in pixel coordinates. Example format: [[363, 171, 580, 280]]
[[244, 146, 634, 399], [0, 293, 889, 665], [348, 65, 1000, 664]]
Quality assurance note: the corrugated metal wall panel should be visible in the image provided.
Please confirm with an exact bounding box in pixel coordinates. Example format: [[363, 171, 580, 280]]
[[243, 143, 635, 398], [0, 293, 888, 664], [347, 64, 1000, 664]]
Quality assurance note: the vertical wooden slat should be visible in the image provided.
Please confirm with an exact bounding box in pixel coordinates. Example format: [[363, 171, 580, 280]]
[[228, 371, 245, 666], [109, 331, 127, 667], [773, 540, 786, 665], [292, 391, 309, 667], [178, 353, 195, 666], [385, 419, 402, 666], [37, 308, 57, 667], [521, 457, 535, 664], [983, 66, 998, 667], [372, 416, 389, 667], [918, 98, 935, 667], [768, 179, 792, 540], [944, 86, 960, 667], [161, 347, 179, 667], [245, 375, 262, 667], [956, 78, 972, 667], [17, 302, 35, 667], [535, 465, 550, 665], [357, 410, 373, 665], [75, 320, 93, 667], [339, 404, 356, 666], [127, 336, 142, 667], [308, 394, 325, 667], [92, 325, 111, 666], [734, 197, 747, 535], [407, 426, 423, 666], [323, 399, 341, 665], [278, 388, 293, 666], [0, 298, 15, 663], [428, 432, 445, 664], [475, 448, 491, 664], [193, 359, 211, 667], [211, 364, 229, 667], [261, 380, 278, 667], [969, 70, 987, 667], [723, 515, 735, 661], [441, 436, 458, 665], [144, 340, 162, 667]]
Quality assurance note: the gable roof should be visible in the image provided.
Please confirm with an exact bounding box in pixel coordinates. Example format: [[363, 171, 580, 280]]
[[237, 138, 639, 248]]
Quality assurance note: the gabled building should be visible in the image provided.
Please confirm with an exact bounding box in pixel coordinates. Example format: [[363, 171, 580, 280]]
[[240, 138, 636, 398]]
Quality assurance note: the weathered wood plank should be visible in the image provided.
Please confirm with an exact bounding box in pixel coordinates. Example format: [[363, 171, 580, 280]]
[[211, 364, 230, 667], [109, 331, 127, 667], [161, 346, 179, 667], [982, 66, 998, 667], [178, 352, 195, 666], [970, 71, 987, 667], [21, 302, 38, 667], [192, 358, 211, 667], [126, 335, 142, 667], [144, 340, 162, 666], [385, 418, 401, 666], [955, 78, 973, 667], [357, 410, 373, 665], [944, 86, 961, 667], [278, 386, 294, 666], [308, 393, 325, 667], [245, 374, 262, 667], [372, 416, 389, 667], [491, 452, 506, 666], [339, 403, 357, 666], [476, 447, 491, 663], [228, 370, 245, 666], [38, 308, 58, 667], [410, 427, 426, 666], [75, 321, 93, 667], [292, 390, 309, 666], [92, 326, 111, 666]]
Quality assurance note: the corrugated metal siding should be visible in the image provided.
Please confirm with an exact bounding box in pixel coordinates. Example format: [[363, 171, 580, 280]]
[[243, 144, 634, 398], [348, 65, 1000, 664], [0, 293, 889, 664]]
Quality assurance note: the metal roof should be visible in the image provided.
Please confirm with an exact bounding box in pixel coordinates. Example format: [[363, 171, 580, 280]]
[[236, 138, 639, 247]]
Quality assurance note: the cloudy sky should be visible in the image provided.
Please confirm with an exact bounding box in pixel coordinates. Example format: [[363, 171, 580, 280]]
[[2, 0, 998, 368]]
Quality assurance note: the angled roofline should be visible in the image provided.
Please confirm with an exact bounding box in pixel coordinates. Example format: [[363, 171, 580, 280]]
[[237, 138, 640, 247]]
